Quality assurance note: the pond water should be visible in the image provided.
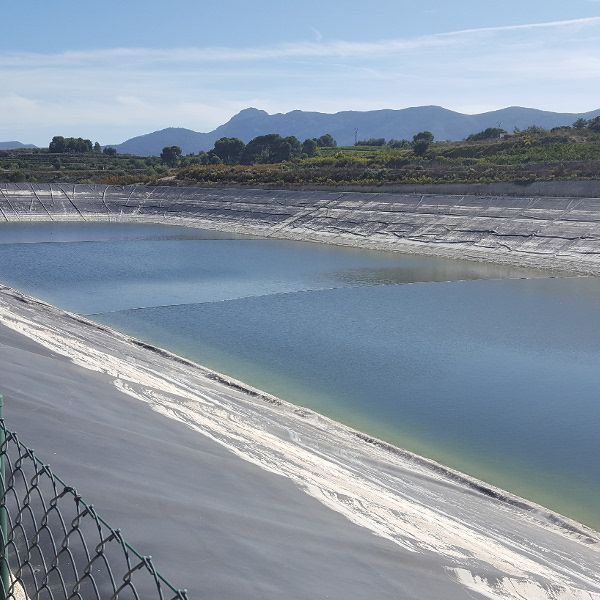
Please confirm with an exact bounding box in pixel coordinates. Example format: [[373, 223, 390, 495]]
[[0, 222, 598, 530]]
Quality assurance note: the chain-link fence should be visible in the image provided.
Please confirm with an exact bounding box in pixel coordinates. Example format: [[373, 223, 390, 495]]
[[0, 408, 189, 600]]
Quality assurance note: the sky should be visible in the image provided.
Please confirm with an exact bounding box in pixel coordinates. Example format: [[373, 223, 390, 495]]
[[2, 0, 600, 145]]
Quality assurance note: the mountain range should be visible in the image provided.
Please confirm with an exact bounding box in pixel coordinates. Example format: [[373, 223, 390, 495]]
[[3, 106, 600, 156], [0, 141, 37, 150], [108, 106, 600, 156]]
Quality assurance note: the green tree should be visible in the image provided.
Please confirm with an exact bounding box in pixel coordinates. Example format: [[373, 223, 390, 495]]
[[387, 139, 410, 149], [466, 128, 506, 141], [211, 137, 245, 164], [413, 131, 434, 144], [587, 116, 600, 132], [94, 141, 102, 153], [356, 138, 386, 146], [78, 138, 93, 152], [573, 118, 588, 129], [196, 151, 211, 165], [49, 136, 93, 153], [316, 133, 337, 147], [523, 126, 546, 136], [240, 134, 293, 164], [160, 145, 182, 167], [411, 131, 434, 156], [302, 138, 318, 157], [284, 136, 302, 158], [103, 147, 117, 156], [412, 140, 430, 156], [49, 136, 66, 153]]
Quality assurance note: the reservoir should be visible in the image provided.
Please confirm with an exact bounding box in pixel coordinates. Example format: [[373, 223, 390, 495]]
[[0, 221, 599, 530]]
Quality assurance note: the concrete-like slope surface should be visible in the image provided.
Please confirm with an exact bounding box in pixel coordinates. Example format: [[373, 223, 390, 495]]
[[1, 183, 600, 273], [0, 317, 469, 600]]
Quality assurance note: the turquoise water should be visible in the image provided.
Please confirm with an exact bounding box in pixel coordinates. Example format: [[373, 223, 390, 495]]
[[0, 222, 599, 530]]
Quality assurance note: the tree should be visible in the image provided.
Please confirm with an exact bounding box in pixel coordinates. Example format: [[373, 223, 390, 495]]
[[79, 138, 93, 152], [302, 138, 318, 157], [523, 126, 546, 136], [413, 131, 434, 144], [240, 134, 293, 164], [103, 147, 117, 156], [284, 136, 302, 158], [587, 116, 600, 132], [93, 142, 102, 153], [49, 136, 66, 153], [356, 138, 386, 146], [412, 140, 430, 156], [387, 139, 410, 149], [160, 145, 182, 167], [466, 128, 506, 141], [411, 131, 434, 156], [573, 118, 588, 129], [49, 136, 93, 153], [316, 134, 337, 147], [211, 137, 245, 164]]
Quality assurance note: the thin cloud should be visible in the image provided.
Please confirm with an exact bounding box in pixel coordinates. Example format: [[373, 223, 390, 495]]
[[437, 15, 600, 35], [1, 17, 599, 68]]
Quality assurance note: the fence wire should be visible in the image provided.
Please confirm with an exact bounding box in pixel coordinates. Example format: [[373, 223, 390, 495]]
[[0, 419, 189, 600]]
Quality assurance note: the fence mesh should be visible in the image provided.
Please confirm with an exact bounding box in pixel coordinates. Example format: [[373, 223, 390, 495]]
[[0, 418, 189, 600]]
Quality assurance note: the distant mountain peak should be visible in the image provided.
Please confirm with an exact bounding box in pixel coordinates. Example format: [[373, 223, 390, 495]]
[[228, 107, 269, 121], [238, 107, 267, 114]]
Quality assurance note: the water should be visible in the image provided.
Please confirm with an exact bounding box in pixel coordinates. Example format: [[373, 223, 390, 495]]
[[0, 222, 598, 530]]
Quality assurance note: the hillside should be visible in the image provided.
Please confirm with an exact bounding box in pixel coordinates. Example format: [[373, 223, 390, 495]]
[[108, 106, 600, 156], [3, 124, 600, 186], [0, 148, 166, 183], [0, 141, 37, 150], [174, 125, 600, 189]]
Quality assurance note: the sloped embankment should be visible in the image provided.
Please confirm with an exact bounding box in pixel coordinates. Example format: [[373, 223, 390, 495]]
[[1, 183, 600, 273]]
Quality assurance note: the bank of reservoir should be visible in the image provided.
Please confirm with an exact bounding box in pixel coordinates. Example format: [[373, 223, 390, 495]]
[[0, 221, 598, 530]]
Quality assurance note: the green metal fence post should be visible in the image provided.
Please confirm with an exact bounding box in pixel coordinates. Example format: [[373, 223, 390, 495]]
[[0, 395, 8, 600]]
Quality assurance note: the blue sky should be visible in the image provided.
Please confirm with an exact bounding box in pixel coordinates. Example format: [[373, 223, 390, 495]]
[[2, 1, 600, 144]]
